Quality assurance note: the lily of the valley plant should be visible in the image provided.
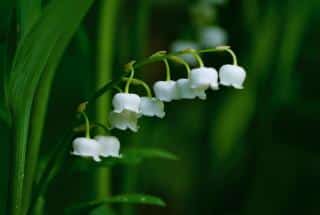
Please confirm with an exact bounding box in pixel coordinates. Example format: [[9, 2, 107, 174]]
[[72, 46, 246, 162]]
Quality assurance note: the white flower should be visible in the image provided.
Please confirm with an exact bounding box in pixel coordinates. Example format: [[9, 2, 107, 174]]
[[95, 135, 121, 158], [109, 110, 140, 132], [153, 80, 179, 102], [112, 93, 141, 114], [139, 97, 165, 118], [200, 26, 227, 48], [190, 67, 219, 91], [71, 137, 101, 162], [219, 64, 246, 89], [176, 78, 206, 100], [171, 40, 199, 65]]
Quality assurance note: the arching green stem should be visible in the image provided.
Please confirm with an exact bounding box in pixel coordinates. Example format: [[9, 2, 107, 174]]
[[169, 56, 191, 78], [214, 46, 238, 65], [163, 59, 171, 81], [191, 51, 204, 67], [80, 112, 90, 138], [86, 47, 240, 104], [124, 68, 135, 93], [225, 48, 238, 65], [122, 77, 152, 97], [92, 122, 110, 134]]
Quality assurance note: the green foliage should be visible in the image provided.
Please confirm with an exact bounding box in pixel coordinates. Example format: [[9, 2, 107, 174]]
[[18, 0, 41, 36], [71, 148, 178, 171], [89, 205, 116, 215], [1, 0, 319, 215], [94, 0, 121, 199], [6, 0, 94, 214], [123, 148, 179, 163], [209, 4, 280, 172], [0, 105, 10, 125], [65, 194, 166, 214]]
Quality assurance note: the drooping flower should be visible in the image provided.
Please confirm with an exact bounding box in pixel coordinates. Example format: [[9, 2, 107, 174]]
[[71, 137, 101, 162], [109, 110, 140, 132], [171, 40, 199, 65], [139, 97, 165, 118], [219, 64, 246, 89], [153, 80, 179, 102], [199, 26, 227, 48], [190, 67, 219, 91], [176, 78, 206, 100], [95, 135, 121, 158], [112, 93, 141, 114]]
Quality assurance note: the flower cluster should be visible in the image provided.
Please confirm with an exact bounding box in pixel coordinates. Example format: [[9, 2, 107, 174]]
[[71, 46, 246, 162], [70, 110, 121, 162]]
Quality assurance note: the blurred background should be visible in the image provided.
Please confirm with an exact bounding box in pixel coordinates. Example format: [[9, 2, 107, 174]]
[[1, 0, 320, 214]]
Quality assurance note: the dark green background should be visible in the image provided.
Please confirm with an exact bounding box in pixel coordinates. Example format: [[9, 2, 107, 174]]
[[1, 0, 320, 214]]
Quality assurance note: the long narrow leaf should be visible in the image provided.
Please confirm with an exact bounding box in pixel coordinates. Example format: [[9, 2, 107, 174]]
[[7, 0, 94, 214], [18, 0, 42, 37], [70, 148, 178, 171], [65, 194, 166, 214]]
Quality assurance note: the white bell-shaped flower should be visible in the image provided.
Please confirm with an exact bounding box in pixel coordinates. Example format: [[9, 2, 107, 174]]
[[71, 137, 101, 162], [94, 135, 121, 158], [176, 78, 206, 100], [109, 110, 140, 132], [171, 40, 198, 65], [190, 67, 219, 91], [200, 26, 227, 48], [139, 97, 165, 118], [153, 80, 179, 102], [219, 64, 246, 89], [112, 93, 141, 114]]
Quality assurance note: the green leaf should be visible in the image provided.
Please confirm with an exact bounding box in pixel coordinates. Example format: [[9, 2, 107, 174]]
[[18, 0, 42, 36], [105, 194, 166, 206], [6, 0, 94, 214], [0, 105, 10, 125], [89, 205, 116, 215], [71, 148, 178, 171], [123, 148, 179, 162], [65, 193, 166, 214]]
